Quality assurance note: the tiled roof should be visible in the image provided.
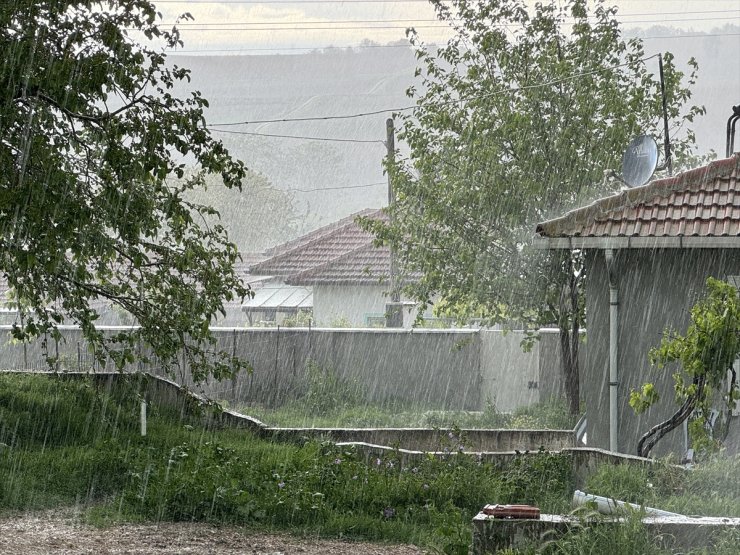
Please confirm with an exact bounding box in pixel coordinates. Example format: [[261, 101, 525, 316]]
[[261, 209, 380, 259], [536, 153, 740, 241], [287, 243, 391, 285], [248, 209, 387, 279]]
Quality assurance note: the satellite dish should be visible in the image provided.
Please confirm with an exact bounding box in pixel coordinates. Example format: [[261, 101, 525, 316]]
[[622, 135, 659, 187]]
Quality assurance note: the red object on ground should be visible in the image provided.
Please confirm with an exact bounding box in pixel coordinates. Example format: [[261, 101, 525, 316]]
[[482, 504, 541, 519]]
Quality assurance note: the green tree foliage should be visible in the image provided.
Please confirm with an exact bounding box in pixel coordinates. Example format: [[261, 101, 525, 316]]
[[0, 1, 250, 381], [631, 278, 740, 457], [362, 0, 704, 413]]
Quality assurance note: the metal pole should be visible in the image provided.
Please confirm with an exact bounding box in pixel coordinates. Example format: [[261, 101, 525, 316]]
[[658, 54, 673, 176], [605, 249, 619, 453]]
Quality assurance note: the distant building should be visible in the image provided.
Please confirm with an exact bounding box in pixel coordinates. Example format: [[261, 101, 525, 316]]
[[246, 209, 419, 327]]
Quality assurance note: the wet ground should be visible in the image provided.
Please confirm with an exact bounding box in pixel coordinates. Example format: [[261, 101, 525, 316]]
[[0, 509, 426, 554]]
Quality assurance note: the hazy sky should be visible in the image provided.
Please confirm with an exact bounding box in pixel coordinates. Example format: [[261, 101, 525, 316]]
[[148, 0, 740, 54]]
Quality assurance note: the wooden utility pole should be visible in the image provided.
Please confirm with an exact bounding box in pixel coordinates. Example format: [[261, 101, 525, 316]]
[[385, 117, 402, 327]]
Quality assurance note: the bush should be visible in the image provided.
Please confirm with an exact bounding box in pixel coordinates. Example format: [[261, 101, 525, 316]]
[[301, 360, 362, 416]]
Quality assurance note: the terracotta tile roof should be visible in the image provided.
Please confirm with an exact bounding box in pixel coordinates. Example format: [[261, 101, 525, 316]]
[[287, 243, 391, 285], [536, 153, 740, 240], [248, 209, 388, 280], [261, 209, 380, 259]]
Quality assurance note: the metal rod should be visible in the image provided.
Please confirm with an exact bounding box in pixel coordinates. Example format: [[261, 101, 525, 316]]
[[725, 105, 740, 157], [658, 54, 672, 176]]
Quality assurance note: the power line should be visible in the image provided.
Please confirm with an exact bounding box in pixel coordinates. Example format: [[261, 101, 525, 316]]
[[171, 30, 740, 54], [154, 0, 436, 3], [209, 128, 383, 144], [211, 106, 406, 126], [639, 31, 740, 39], [157, 24, 453, 31], [290, 182, 385, 193], [209, 53, 660, 126], [150, 15, 738, 33], [174, 43, 424, 53], [170, 19, 444, 26], [160, 10, 740, 25]]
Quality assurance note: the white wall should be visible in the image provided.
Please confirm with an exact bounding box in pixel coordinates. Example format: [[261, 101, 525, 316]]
[[313, 284, 390, 327], [479, 330, 540, 413]]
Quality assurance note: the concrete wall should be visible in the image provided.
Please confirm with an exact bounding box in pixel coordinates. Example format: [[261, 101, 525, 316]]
[[584, 248, 740, 457], [480, 330, 538, 412], [0, 326, 574, 413], [312, 285, 429, 328], [312, 284, 389, 327]]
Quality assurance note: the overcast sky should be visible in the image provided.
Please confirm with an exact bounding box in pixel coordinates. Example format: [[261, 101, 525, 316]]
[[146, 0, 740, 54]]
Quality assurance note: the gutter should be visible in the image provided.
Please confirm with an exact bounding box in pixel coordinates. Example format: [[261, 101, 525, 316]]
[[604, 249, 619, 452], [533, 236, 740, 250]]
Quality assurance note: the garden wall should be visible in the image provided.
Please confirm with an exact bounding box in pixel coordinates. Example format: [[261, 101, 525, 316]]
[[0, 325, 579, 412]]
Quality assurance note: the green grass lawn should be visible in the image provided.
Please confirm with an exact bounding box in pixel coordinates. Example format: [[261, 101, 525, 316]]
[[0, 373, 573, 552], [231, 360, 579, 430], [235, 398, 579, 430], [1, 373, 738, 554]]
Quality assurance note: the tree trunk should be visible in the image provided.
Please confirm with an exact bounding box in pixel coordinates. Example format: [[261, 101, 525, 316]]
[[559, 255, 580, 416], [559, 325, 580, 415], [636, 375, 705, 458]]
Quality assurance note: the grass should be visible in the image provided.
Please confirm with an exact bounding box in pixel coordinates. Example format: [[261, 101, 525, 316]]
[[0, 373, 574, 552], [238, 400, 578, 429], [2, 372, 739, 554], [233, 360, 578, 430], [523, 458, 740, 555], [583, 457, 740, 518]]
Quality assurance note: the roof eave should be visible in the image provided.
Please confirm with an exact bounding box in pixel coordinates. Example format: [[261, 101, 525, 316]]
[[534, 236, 740, 250]]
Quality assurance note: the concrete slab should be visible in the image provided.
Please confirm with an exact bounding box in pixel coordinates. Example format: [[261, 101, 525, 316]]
[[472, 512, 740, 553]]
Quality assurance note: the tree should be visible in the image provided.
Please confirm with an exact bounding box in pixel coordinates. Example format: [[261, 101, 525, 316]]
[[0, 1, 250, 381], [362, 0, 704, 414], [184, 170, 303, 254], [630, 278, 740, 458]]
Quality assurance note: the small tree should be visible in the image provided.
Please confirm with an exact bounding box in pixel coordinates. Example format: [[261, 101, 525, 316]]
[[630, 278, 740, 458]]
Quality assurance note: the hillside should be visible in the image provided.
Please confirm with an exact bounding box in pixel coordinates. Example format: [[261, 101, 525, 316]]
[[169, 26, 739, 246]]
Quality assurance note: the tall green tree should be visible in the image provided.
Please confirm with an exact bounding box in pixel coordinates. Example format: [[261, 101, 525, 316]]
[[363, 0, 704, 413], [0, 1, 250, 381]]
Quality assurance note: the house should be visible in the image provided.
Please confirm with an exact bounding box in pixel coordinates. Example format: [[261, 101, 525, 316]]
[[245, 209, 419, 327], [535, 153, 740, 456]]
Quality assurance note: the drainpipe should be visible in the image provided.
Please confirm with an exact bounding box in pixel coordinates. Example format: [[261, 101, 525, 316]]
[[604, 249, 619, 452]]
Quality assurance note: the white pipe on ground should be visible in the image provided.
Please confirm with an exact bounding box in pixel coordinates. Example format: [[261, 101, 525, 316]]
[[573, 490, 683, 517], [605, 249, 619, 452]]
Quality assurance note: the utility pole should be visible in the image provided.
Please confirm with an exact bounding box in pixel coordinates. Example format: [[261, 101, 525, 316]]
[[385, 117, 402, 327]]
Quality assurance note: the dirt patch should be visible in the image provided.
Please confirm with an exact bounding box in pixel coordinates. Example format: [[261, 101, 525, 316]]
[[0, 510, 427, 554]]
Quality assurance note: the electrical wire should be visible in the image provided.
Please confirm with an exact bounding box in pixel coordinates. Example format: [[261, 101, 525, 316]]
[[290, 182, 385, 193], [162, 10, 740, 26], [153, 0, 450, 3], [209, 128, 384, 144], [171, 31, 740, 53], [209, 53, 660, 126], [149, 15, 738, 32], [175, 43, 425, 52]]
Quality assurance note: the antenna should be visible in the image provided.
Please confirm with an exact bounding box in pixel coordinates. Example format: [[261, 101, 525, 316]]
[[621, 135, 659, 188]]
